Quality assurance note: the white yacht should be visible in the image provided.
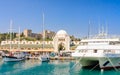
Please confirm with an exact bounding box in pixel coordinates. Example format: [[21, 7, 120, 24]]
[[72, 33, 120, 70]]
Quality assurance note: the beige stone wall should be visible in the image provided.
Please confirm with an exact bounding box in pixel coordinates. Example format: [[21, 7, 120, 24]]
[[1, 41, 53, 45], [23, 29, 32, 37]]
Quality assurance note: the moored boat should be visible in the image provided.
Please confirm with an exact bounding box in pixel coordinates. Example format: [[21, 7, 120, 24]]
[[2, 21, 25, 62], [39, 54, 50, 62], [72, 32, 120, 70], [2, 52, 25, 62], [38, 13, 50, 62]]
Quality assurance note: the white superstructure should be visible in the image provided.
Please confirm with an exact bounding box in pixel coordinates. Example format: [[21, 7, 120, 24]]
[[72, 33, 120, 70]]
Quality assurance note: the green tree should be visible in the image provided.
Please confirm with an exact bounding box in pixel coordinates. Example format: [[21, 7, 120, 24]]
[[20, 32, 24, 37]]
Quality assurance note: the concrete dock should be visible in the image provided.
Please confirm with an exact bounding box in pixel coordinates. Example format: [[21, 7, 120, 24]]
[[50, 57, 75, 60]]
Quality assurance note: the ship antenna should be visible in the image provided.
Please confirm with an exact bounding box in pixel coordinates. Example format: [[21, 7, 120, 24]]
[[98, 21, 101, 35], [105, 22, 108, 37], [88, 20, 91, 39], [101, 25, 104, 35]]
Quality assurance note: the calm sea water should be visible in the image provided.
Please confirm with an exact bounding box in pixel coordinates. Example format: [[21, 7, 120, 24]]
[[0, 59, 120, 75]]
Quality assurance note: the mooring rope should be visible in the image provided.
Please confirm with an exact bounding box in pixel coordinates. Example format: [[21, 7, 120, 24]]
[[69, 54, 85, 72], [90, 63, 99, 71], [105, 56, 118, 71]]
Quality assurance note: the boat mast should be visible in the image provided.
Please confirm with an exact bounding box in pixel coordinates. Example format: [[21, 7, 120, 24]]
[[9, 20, 13, 51], [18, 27, 20, 50], [102, 25, 104, 35], [42, 12, 45, 50], [88, 20, 91, 39], [98, 21, 101, 35], [105, 22, 108, 37]]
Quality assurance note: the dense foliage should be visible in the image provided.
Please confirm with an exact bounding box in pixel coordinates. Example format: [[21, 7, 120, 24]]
[[0, 33, 80, 43]]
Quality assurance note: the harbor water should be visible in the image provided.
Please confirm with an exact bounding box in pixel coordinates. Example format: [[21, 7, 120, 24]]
[[0, 59, 120, 75]]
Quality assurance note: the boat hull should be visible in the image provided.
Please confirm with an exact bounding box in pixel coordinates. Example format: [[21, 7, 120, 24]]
[[99, 57, 120, 70], [41, 56, 50, 62], [39, 56, 50, 62], [2, 56, 25, 62], [72, 51, 120, 69], [73, 56, 120, 70]]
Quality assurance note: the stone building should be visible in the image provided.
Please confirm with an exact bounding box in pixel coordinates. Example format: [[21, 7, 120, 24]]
[[23, 29, 32, 37], [23, 29, 42, 39], [53, 30, 70, 52], [44, 30, 56, 39]]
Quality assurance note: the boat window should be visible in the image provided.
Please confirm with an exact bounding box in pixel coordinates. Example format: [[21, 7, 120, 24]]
[[109, 42, 115, 45], [76, 50, 88, 53], [104, 50, 112, 53], [94, 49, 97, 53]]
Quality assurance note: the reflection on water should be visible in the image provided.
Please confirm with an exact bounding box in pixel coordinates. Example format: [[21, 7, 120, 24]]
[[0, 59, 3, 66], [0, 59, 120, 75], [49, 60, 72, 75], [0, 59, 41, 75], [21, 59, 41, 70]]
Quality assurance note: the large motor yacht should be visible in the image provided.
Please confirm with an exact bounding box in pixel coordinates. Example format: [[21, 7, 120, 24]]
[[72, 32, 120, 70]]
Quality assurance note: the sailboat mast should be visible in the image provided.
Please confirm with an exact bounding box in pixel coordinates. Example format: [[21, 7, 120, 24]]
[[42, 12, 45, 50], [18, 27, 20, 50], [10, 20, 13, 51]]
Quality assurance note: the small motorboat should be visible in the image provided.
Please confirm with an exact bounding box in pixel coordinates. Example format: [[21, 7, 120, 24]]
[[38, 54, 50, 62]]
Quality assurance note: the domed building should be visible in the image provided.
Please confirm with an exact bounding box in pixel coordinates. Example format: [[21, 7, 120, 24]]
[[53, 30, 70, 52]]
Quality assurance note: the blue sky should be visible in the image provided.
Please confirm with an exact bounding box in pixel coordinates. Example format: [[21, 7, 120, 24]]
[[0, 0, 120, 38]]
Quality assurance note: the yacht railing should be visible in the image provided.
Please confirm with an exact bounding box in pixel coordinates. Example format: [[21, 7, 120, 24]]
[[82, 34, 120, 39]]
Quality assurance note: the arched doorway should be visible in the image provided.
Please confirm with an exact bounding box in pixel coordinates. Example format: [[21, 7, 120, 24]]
[[58, 43, 65, 52], [53, 30, 70, 52]]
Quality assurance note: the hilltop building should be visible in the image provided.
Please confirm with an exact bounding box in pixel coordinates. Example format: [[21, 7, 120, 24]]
[[24, 29, 32, 37], [23, 29, 55, 40], [23, 29, 42, 39], [44, 30, 56, 39]]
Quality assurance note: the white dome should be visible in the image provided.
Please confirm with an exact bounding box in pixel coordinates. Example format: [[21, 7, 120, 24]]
[[56, 30, 67, 35]]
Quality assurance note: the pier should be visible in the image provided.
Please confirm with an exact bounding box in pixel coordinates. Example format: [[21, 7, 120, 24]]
[[50, 57, 75, 60]]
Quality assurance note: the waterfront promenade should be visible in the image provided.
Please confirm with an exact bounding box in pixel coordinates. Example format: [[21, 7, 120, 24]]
[[0, 44, 54, 52], [0, 47, 54, 52]]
